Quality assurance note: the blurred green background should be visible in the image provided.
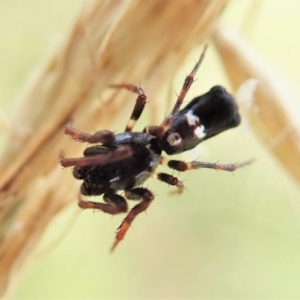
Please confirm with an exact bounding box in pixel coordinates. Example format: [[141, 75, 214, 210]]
[[1, 0, 300, 299]]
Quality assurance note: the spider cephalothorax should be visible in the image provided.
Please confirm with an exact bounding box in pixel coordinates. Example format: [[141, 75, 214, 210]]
[[61, 45, 250, 251]]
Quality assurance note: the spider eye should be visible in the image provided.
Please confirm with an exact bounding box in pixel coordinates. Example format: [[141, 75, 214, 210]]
[[166, 132, 182, 146]]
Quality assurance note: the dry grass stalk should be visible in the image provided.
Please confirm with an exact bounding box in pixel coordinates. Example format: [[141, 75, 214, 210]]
[[0, 0, 230, 296], [213, 24, 300, 187]]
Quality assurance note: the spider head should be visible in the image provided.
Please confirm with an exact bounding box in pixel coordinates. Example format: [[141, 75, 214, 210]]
[[157, 86, 241, 155]]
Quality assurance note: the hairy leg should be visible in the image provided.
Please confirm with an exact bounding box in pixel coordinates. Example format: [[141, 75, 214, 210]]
[[78, 192, 128, 215], [167, 159, 254, 172], [110, 84, 147, 132], [111, 187, 154, 252], [60, 146, 132, 167], [64, 124, 115, 144]]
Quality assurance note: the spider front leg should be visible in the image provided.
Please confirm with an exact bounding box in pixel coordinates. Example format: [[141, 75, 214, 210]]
[[61, 125, 133, 167], [64, 124, 115, 144], [60, 146, 132, 168], [110, 84, 147, 132], [110, 187, 154, 252], [78, 192, 128, 215]]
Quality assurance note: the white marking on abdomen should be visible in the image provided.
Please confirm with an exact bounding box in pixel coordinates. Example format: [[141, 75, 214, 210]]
[[185, 110, 199, 126], [194, 125, 206, 139]]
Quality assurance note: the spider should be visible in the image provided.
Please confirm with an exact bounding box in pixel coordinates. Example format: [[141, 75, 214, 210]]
[[60, 45, 250, 251]]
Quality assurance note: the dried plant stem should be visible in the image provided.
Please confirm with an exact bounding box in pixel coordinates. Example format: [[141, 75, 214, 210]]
[[213, 24, 300, 187], [0, 0, 229, 297]]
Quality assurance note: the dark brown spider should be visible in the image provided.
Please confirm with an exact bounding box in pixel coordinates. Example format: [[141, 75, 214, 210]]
[[61, 45, 250, 251]]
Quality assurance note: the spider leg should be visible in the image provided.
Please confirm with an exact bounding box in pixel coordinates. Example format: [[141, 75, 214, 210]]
[[152, 173, 184, 194], [166, 44, 208, 121], [64, 124, 115, 144], [167, 158, 254, 172], [78, 192, 128, 215], [110, 187, 154, 252], [110, 84, 147, 132], [147, 44, 208, 138], [60, 146, 132, 167]]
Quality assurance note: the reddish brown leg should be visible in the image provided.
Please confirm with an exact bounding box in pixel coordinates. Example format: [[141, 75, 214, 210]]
[[152, 156, 184, 193], [64, 125, 115, 144], [152, 173, 184, 194], [167, 159, 254, 172], [110, 188, 154, 252], [78, 192, 128, 215], [166, 44, 208, 120], [147, 45, 208, 138], [60, 146, 132, 167], [110, 84, 147, 132]]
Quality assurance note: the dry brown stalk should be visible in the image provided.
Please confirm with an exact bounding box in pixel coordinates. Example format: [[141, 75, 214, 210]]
[[213, 24, 300, 187], [0, 0, 230, 296]]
